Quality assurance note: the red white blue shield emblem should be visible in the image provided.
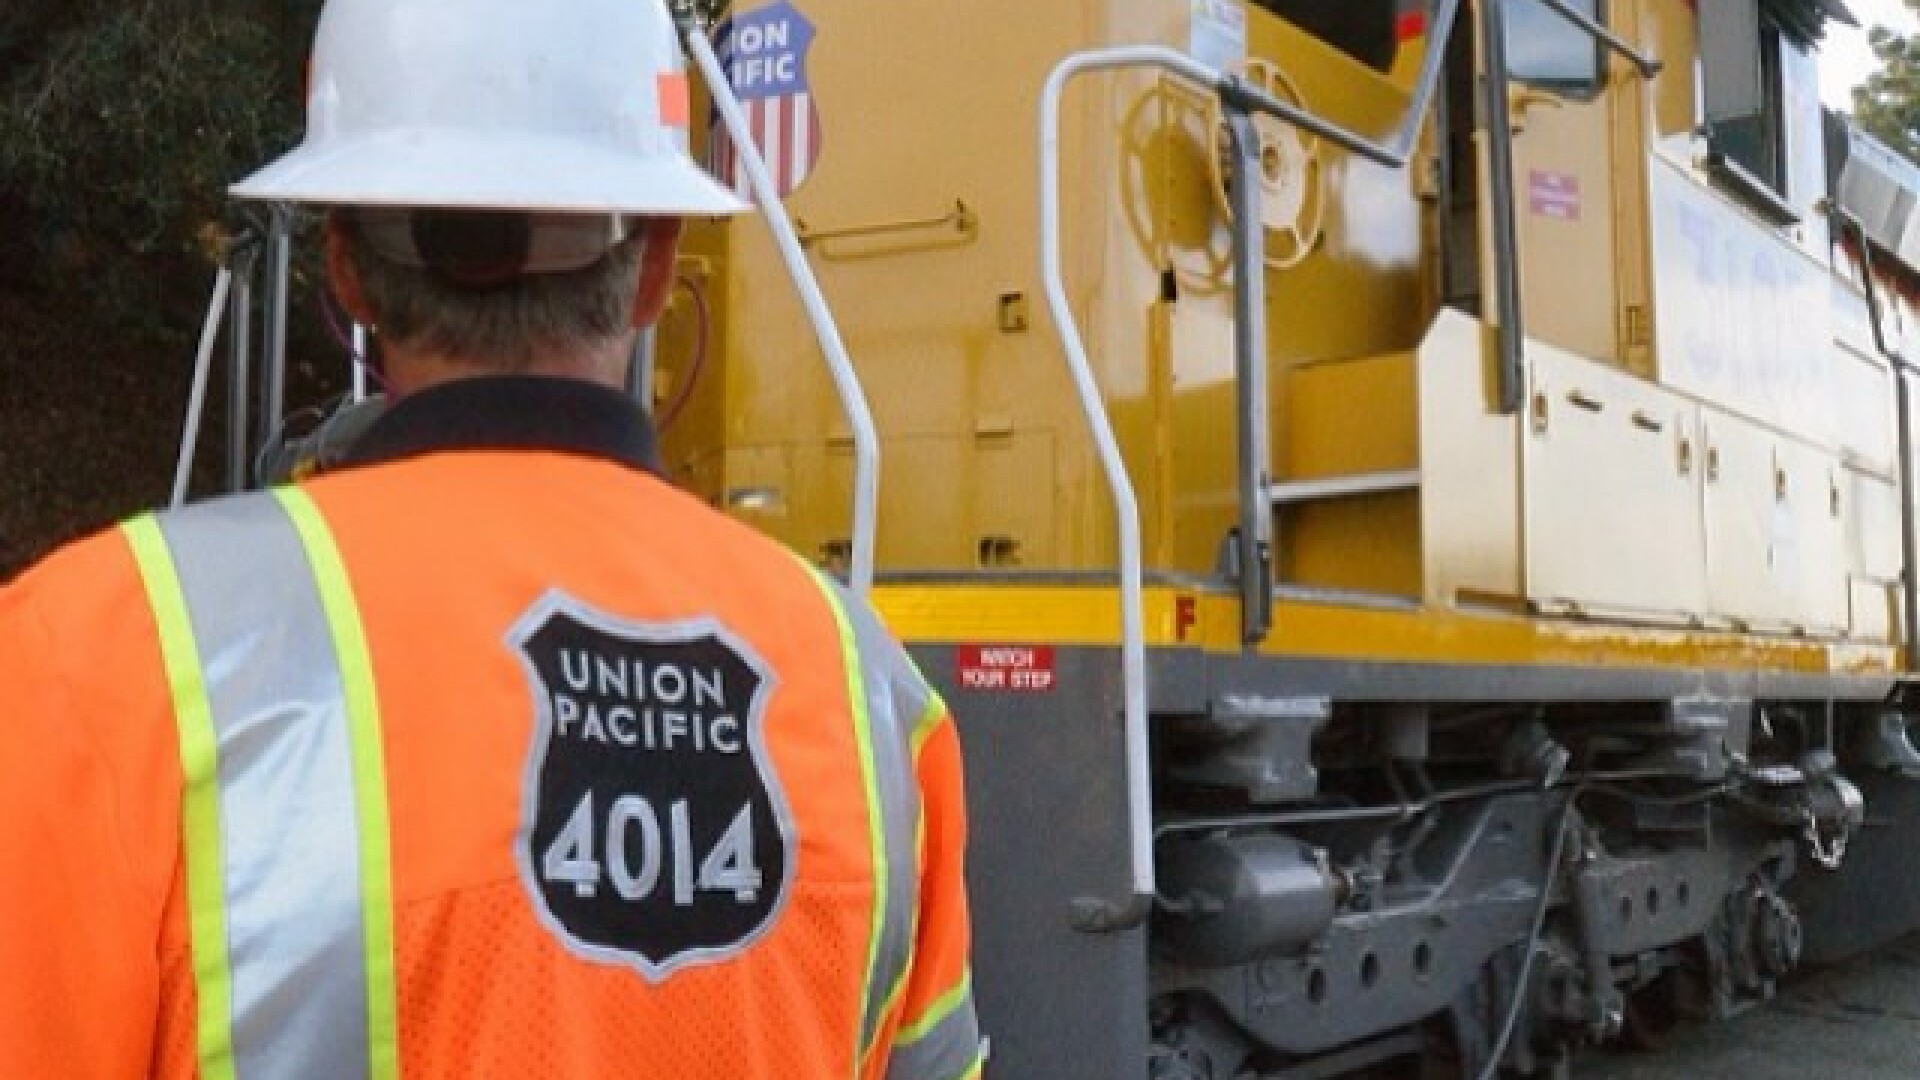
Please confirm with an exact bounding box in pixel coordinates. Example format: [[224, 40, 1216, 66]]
[[709, 1, 822, 198]]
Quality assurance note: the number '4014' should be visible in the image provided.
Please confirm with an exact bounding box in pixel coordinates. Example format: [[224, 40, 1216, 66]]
[[542, 792, 762, 905]]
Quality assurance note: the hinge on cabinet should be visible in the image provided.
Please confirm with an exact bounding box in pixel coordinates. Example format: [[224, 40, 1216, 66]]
[[1623, 304, 1652, 349]]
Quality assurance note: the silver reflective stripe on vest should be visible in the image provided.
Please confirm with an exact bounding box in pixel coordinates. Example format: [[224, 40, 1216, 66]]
[[886, 982, 984, 1080], [153, 493, 373, 1080], [819, 579, 924, 1053]]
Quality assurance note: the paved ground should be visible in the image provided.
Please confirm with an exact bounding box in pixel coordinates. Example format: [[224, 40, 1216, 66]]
[[1578, 937, 1920, 1078]]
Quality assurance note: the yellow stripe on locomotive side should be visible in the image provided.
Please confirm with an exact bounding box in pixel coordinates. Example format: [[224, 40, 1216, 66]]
[[870, 584, 1900, 677]]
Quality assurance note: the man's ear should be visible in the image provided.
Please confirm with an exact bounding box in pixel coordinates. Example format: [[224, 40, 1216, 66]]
[[325, 214, 377, 327], [630, 217, 686, 329]]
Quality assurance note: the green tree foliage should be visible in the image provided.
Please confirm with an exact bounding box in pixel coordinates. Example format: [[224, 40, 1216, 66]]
[[0, 0, 315, 323], [0, 0, 322, 576], [1854, 3, 1920, 160]]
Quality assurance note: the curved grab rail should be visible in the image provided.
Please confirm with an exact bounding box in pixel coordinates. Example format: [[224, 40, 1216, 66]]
[[172, 265, 236, 509], [1038, 49, 1162, 909], [1036, 7, 1459, 910], [686, 26, 881, 593]]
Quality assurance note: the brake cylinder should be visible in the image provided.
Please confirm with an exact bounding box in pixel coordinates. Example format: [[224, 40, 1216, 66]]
[[1157, 833, 1345, 967]]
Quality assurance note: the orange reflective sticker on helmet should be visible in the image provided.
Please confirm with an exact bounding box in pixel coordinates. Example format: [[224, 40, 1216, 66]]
[[658, 72, 691, 129]]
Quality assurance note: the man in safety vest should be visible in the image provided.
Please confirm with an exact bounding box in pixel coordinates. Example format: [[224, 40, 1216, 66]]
[[0, 0, 981, 1077]]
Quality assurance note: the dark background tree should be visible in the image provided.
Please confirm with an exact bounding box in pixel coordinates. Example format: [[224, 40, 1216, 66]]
[[1, 0, 327, 578], [1854, 2, 1920, 160]]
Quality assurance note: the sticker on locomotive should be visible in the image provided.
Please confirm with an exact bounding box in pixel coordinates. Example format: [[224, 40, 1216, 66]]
[[957, 645, 1058, 693], [1189, 0, 1247, 72], [511, 593, 794, 982], [709, 1, 821, 198], [1528, 169, 1581, 222]]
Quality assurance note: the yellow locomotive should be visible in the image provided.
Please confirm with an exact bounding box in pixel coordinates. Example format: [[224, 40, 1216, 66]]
[[204, 0, 1920, 1075]]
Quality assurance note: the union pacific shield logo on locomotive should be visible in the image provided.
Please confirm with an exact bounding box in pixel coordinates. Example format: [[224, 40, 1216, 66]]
[[708, 0, 822, 198], [510, 593, 794, 981]]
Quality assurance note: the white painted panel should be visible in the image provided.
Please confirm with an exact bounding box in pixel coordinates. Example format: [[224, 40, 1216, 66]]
[[1647, 154, 1837, 443], [1526, 347, 1707, 622]]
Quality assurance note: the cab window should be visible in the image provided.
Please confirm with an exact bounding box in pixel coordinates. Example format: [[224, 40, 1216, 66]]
[[1714, 15, 1787, 194], [1506, 0, 1605, 95], [1699, 0, 1814, 220], [1254, 0, 1399, 73], [1702, 0, 1789, 196]]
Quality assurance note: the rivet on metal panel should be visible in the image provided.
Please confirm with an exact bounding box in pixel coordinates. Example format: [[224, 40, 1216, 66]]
[[977, 535, 1022, 568], [819, 538, 852, 578], [998, 292, 1031, 334]]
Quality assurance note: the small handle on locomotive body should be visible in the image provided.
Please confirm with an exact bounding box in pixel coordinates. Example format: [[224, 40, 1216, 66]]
[[796, 199, 978, 250], [1565, 388, 1604, 413]]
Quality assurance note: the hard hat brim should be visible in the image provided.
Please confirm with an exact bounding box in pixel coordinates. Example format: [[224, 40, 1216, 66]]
[[232, 129, 751, 217]]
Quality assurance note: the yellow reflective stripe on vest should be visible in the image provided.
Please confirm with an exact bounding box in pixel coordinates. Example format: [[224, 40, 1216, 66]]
[[126, 517, 237, 1080], [886, 973, 983, 1080], [797, 562, 922, 1075], [123, 489, 397, 1080], [909, 691, 948, 761]]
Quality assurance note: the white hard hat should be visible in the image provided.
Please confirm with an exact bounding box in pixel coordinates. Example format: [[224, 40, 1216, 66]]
[[233, 0, 747, 217]]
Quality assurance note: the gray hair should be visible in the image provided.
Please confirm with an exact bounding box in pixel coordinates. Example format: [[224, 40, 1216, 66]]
[[337, 212, 645, 373]]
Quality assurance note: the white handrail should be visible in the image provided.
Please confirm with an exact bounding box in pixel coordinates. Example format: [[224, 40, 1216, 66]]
[[172, 266, 235, 509], [351, 325, 370, 403], [262, 207, 293, 450], [1037, 30, 1456, 907], [1040, 48, 1205, 904], [686, 28, 881, 594]]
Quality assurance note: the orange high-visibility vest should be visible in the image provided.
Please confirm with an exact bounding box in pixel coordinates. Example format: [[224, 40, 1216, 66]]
[[0, 448, 978, 1080]]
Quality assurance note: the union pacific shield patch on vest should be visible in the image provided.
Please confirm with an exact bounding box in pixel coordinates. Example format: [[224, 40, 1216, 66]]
[[510, 592, 794, 981]]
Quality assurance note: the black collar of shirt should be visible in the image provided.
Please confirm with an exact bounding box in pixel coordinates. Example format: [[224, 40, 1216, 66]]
[[343, 377, 662, 474]]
